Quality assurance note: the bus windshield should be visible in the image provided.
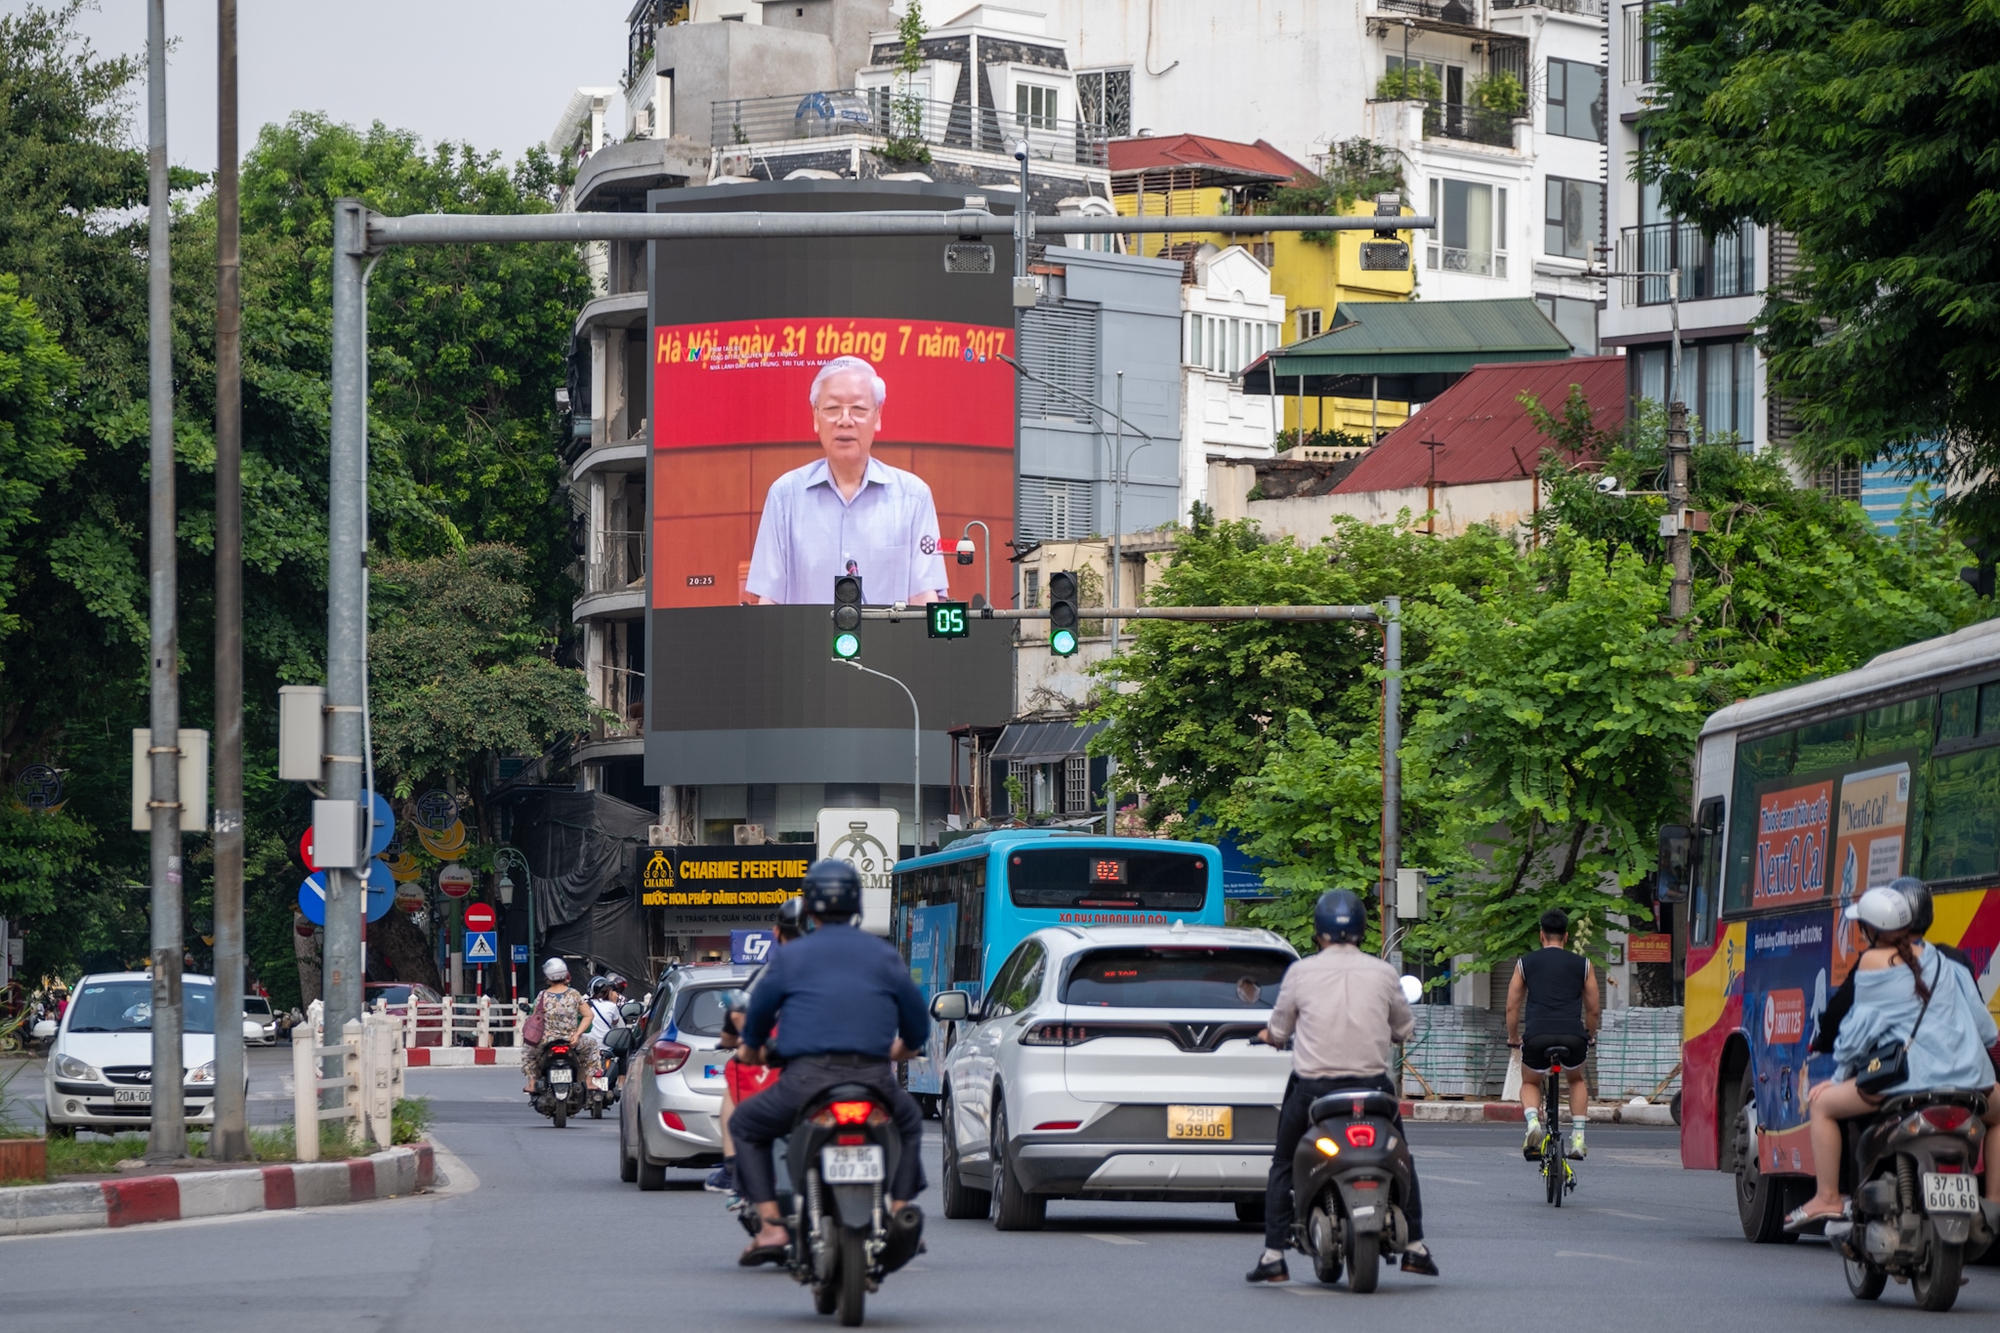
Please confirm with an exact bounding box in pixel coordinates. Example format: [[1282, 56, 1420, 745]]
[[1004, 847, 1209, 912]]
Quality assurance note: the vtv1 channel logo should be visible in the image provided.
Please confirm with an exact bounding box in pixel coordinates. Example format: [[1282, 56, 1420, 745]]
[[1762, 988, 1807, 1047]]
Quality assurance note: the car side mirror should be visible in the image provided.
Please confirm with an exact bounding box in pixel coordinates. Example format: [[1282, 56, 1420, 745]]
[[1656, 823, 1692, 903], [619, 1001, 645, 1021], [929, 990, 971, 1023]]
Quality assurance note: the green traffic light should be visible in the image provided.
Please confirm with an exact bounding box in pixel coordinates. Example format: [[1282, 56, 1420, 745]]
[[1050, 627, 1078, 657], [833, 631, 861, 659]]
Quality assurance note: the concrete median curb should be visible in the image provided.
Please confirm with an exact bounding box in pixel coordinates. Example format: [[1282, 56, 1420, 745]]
[[0, 1142, 435, 1238], [1399, 1100, 1676, 1126]]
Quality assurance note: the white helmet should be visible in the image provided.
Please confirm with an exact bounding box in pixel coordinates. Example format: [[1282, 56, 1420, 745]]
[[1844, 885, 1914, 934], [542, 957, 571, 982]]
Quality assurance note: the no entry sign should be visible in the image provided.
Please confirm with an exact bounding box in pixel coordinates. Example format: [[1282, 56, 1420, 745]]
[[463, 901, 496, 933]]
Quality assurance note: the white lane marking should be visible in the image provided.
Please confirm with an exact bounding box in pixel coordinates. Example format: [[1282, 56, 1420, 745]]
[[1282, 1285, 1334, 1296], [1427, 1175, 1484, 1186], [1555, 1250, 1640, 1263], [1587, 1208, 1664, 1221], [1083, 1233, 1144, 1245]]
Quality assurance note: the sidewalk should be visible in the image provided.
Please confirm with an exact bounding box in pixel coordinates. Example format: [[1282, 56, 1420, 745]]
[[1400, 1099, 1676, 1125], [0, 1142, 435, 1237]]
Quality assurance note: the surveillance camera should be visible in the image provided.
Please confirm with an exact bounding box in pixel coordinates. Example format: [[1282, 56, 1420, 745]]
[[955, 538, 976, 566], [1595, 475, 1620, 495], [1012, 140, 1030, 162]]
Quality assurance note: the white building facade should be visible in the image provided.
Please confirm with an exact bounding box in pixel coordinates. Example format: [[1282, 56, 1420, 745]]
[[1600, 2, 1766, 446], [1179, 245, 1287, 519], [1043, 0, 1608, 349]]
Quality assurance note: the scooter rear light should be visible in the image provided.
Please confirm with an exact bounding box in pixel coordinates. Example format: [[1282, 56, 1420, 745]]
[[1933, 1162, 1961, 1174], [830, 1100, 874, 1125], [1314, 1136, 1340, 1157], [1921, 1105, 1973, 1132], [660, 1110, 687, 1131], [1345, 1123, 1377, 1148], [836, 1132, 868, 1145], [649, 1039, 690, 1074]]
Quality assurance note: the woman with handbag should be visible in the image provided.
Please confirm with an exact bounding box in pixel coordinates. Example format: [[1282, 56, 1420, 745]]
[[1787, 885, 2000, 1229], [521, 957, 600, 1093]]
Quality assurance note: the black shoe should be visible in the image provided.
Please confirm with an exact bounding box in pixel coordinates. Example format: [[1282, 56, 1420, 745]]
[[1245, 1255, 1290, 1283], [1400, 1247, 1440, 1277]]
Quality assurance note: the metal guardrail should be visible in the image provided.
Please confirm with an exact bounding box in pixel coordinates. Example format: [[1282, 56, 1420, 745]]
[[710, 91, 1110, 168]]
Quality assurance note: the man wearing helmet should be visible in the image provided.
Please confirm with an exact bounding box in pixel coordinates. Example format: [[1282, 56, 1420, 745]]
[[730, 860, 930, 1265], [1247, 889, 1438, 1283]]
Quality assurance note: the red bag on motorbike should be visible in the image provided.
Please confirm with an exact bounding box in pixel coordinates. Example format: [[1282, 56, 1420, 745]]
[[520, 994, 546, 1047]]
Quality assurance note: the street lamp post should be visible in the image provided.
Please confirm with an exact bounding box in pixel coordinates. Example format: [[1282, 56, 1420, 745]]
[[834, 659, 923, 850], [494, 846, 533, 1001]]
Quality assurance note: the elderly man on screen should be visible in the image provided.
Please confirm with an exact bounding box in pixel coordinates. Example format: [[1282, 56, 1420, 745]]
[[744, 355, 950, 606]]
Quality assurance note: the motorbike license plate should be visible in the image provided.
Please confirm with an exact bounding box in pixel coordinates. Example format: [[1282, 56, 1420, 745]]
[[1923, 1171, 1979, 1214], [548, 1067, 572, 1084], [821, 1144, 885, 1184], [113, 1088, 151, 1106], [1167, 1105, 1232, 1140]]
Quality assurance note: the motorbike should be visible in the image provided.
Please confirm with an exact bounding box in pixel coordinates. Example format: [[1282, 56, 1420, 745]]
[[1826, 1088, 1996, 1312], [1288, 1084, 1419, 1293], [778, 1085, 923, 1327], [531, 1040, 589, 1129]]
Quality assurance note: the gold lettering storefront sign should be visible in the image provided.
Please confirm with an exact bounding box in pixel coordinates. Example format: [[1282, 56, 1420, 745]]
[[640, 846, 808, 915]]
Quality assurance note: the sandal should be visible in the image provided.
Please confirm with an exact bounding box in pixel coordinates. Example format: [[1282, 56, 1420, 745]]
[[1783, 1201, 1847, 1233], [738, 1242, 788, 1267]]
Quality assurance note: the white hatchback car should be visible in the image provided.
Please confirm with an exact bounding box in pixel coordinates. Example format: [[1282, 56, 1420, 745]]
[[44, 972, 236, 1134], [932, 924, 1296, 1229], [618, 963, 759, 1190]]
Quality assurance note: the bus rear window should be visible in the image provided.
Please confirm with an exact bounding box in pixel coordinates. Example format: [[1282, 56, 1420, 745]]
[[1005, 848, 1209, 911], [1062, 947, 1292, 1007]]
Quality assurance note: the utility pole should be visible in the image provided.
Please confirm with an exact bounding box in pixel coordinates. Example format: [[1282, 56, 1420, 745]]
[[1666, 400, 1692, 621], [1110, 371, 1125, 655], [210, 0, 248, 1161], [143, 0, 186, 1165], [1380, 596, 1402, 961]]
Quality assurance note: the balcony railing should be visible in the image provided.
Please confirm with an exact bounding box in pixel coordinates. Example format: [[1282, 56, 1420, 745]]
[[710, 91, 1110, 168], [586, 529, 646, 596], [1617, 221, 1757, 305], [1376, 0, 1485, 23], [1492, 0, 1606, 14], [593, 663, 644, 740], [1424, 100, 1518, 148]]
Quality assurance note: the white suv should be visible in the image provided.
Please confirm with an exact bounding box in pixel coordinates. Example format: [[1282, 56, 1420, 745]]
[[931, 924, 1296, 1229]]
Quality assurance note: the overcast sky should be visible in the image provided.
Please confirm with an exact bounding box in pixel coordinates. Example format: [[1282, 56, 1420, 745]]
[[58, 0, 638, 175]]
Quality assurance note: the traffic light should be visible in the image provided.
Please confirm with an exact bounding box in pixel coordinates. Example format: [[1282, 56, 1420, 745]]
[[832, 574, 863, 659], [1048, 570, 1079, 656]]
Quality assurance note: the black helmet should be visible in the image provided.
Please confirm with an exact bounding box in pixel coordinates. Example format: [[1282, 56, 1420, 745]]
[[803, 859, 862, 921], [1312, 889, 1368, 945], [1888, 876, 1933, 935], [776, 895, 807, 938]]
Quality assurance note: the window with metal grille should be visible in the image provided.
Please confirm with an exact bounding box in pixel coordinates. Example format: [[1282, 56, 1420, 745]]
[[1076, 68, 1131, 136], [1064, 755, 1090, 813], [1023, 569, 1042, 608], [1019, 301, 1100, 420], [1017, 478, 1095, 542]]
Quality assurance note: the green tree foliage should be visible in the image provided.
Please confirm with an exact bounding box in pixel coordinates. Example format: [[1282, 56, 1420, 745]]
[[0, 277, 81, 649], [1637, 0, 2000, 535], [368, 545, 601, 842], [0, 5, 590, 995]]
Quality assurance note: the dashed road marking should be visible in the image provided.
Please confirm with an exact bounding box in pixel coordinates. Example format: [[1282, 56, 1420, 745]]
[[1083, 1233, 1144, 1245], [1555, 1250, 1640, 1263], [1586, 1208, 1664, 1221]]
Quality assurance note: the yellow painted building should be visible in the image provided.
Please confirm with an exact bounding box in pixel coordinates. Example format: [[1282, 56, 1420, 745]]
[[1108, 134, 1416, 440]]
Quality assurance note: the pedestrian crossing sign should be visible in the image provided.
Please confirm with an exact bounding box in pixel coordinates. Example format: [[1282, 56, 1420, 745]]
[[465, 930, 497, 963]]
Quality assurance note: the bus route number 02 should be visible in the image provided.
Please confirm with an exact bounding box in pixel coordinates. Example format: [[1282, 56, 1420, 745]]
[[927, 601, 970, 640]]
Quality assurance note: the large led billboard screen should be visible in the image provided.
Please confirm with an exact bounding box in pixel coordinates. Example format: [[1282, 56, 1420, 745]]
[[644, 181, 1016, 788]]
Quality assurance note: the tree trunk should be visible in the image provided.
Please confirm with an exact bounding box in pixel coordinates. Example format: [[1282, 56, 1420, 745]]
[[369, 905, 444, 992], [293, 923, 321, 1009]]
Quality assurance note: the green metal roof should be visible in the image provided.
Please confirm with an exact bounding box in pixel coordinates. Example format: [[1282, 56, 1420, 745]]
[[1243, 298, 1573, 400]]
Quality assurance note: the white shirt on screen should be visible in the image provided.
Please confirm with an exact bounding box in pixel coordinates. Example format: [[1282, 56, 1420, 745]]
[[745, 456, 949, 605]]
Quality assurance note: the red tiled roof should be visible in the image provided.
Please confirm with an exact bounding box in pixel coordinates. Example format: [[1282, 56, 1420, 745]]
[[1331, 355, 1626, 493], [1106, 133, 1310, 182]]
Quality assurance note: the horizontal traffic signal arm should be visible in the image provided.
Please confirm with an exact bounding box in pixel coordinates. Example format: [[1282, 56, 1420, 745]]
[[841, 605, 1384, 623]]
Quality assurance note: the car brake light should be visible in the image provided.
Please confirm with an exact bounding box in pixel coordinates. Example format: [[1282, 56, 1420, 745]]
[[830, 1100, 874, 1125], [1033, 1120, 1082, 1131], [1345, 1123, 1377, 1148], [1921, 1105, 1973, 1132], [660, 1110, 686, 1131], [649, 1039, 690, 1074], [1023, 1022, 1097, 1046]]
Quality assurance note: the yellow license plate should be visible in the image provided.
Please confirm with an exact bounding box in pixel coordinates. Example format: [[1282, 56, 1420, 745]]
[[1167, 1105, 1232, 1140]]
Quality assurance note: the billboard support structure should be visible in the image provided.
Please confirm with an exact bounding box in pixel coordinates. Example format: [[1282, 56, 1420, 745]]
[[325, 205, 1438, 991]]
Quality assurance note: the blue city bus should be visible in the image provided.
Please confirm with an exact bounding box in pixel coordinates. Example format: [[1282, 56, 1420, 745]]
[[891, 829, 1225, 1096]]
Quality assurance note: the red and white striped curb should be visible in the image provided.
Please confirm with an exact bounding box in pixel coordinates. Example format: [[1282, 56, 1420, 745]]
[[402, 1046, 506, 1067], [0, 1143, 434, 1237]]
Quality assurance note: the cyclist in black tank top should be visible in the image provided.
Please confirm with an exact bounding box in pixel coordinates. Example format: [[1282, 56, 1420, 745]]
[[1506, 909, 1600, 1160]]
